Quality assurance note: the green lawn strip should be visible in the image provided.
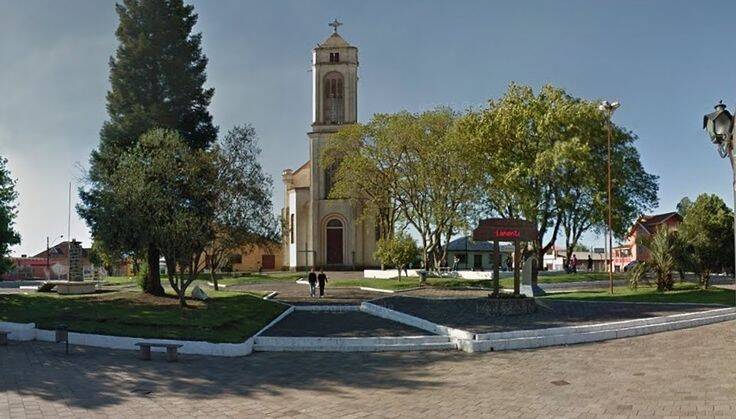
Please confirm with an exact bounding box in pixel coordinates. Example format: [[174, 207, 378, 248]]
[[536, 272, 628, 284], [329, 278, 422, 291], [211, 272, 303, 286], [0, 290, 287, 343], [540, 283, 735, 306], [100, 276, 137, 286], [102, 272, 302, 287]]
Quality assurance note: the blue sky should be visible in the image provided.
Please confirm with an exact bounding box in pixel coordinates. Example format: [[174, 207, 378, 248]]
[[0, 0, 732, 256]]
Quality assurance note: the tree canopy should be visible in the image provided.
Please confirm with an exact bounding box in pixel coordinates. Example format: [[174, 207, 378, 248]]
[[0, 157, 20, 275], [81, 0, 217, 294], [456, 83, 658, 264], [325, 109, 484, 269], [678, 193, 734, 288], [205, 125, 277, 290]]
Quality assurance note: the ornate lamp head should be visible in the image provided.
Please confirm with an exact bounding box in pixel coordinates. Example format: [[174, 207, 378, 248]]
[[703, 101, 734, 158]]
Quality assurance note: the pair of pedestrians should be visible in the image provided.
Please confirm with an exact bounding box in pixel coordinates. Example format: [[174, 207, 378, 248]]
[[307, 268, 328, 298]]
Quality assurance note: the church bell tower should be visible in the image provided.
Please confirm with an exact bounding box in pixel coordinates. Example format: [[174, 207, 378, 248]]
[[311, 19, 358, 130]]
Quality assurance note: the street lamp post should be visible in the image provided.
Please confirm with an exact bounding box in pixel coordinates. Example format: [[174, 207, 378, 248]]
[[703, 101, 736, 299], [599, 100, 620, 294]]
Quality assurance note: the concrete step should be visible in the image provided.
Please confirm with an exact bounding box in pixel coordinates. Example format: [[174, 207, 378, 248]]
[[254, 341, 457, 352], [253, 335, 457, 352]]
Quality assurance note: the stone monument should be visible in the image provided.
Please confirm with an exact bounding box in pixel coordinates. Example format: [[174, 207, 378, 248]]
[[68, 240, 83, 282], [520, 256, 545, 297]]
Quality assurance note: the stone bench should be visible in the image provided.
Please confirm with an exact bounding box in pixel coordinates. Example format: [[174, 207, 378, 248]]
[[134, 342, 183, 362], [0, 331, 8, 346]]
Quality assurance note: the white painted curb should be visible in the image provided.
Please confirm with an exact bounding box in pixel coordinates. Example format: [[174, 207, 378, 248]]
[[253, 335, 456, 352], [0, 304, 296, 357], [252, 305, 295, 337], [0, 321, 35, 341], [360, 302, 475, 340], [293, 305, 359, 312], [463, 307, 736, 352]]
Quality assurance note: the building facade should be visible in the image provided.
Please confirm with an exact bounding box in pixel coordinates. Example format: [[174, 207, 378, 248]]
[[612, 211, 683, 272], [444, 236, 515, 271], [281, 23, 378, 270]]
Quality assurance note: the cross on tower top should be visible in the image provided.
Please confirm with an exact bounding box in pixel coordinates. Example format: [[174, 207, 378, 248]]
[[329, 19, 342, 33]]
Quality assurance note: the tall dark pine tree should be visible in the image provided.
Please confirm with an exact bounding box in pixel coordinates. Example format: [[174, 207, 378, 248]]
[[0, 157, 21, 275], [79, 0, 217, 295]]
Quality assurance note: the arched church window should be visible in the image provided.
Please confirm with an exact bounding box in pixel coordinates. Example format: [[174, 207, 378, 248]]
[[324, 163, 338, 199], [323, 72, 344, 124], [326, 219, 343, 228]]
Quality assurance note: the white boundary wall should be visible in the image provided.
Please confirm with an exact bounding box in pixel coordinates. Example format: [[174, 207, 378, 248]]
[[363, 269, 494, 280], [0, 306, 296, 357]]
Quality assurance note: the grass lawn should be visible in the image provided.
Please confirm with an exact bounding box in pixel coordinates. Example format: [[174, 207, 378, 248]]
[[100, 276, 137, 286], [330, 278, 424, 291], [216, 272, 302, 286], [536, 272, 627, 284], [101, 271, 303, 287], [329, 277, 497, 291], [541, 282, 735, 306], [0, 290, 287, 343]]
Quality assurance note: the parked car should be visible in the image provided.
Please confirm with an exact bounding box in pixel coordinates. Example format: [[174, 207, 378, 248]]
[[623, 260, 641, 272]]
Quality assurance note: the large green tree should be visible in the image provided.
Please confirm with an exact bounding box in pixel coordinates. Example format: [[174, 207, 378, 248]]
[[80, 0, 217, 295], [111, 129, 217, 306], [322, 118, 404, 242], [457, 83, 658, 268], [204, 125, 277, 290], [0, 157, 21, 274], [326, 109, 484, 270], [374, 233, 419, 280], [678, 194, 734, 288]]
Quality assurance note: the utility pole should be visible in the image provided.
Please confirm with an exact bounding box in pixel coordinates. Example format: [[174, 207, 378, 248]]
[[599, 100, 620, 294]]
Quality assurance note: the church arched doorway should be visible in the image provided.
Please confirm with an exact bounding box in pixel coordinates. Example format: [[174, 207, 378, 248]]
[[325, 218, 344, 265]]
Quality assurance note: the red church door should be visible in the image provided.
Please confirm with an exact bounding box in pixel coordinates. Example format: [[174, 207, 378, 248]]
[[326, 219, 344, 265]]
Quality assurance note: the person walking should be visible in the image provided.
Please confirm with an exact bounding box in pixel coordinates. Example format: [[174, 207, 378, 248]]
[[317, 268, 328, 298], [587, 255, 594, 272], [307, 267, 317, 298], [571, 254, 578, 274]]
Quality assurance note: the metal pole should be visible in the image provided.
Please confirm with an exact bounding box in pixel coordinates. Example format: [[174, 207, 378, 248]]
[[607, 117, 614, 294], [46, 236, 50, 274], [730, 150, 736, 305], [67, 182, 71, 280]]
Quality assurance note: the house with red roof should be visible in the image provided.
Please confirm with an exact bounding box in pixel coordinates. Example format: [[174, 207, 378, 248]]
[[612, 211, 683, 272]]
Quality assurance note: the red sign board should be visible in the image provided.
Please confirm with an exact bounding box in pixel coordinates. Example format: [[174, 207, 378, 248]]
[[472, 218, 537, 242]]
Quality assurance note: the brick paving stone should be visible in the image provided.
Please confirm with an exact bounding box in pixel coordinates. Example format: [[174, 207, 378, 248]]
[[372, 296, 723, 333], [1, 320, 735, 418], [261, 311, 428, 337]]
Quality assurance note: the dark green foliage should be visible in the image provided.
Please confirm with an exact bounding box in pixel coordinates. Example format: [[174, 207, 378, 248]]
[[679, 194, 734, 288], [0, 291, 287, 343], [80, 0, 217, 295], [0, 157, 20, 275]]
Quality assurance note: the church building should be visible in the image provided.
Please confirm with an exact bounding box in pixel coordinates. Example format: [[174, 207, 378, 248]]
[[281, 21, 378, 270]]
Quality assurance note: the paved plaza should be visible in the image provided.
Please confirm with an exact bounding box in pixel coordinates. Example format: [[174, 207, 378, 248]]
[[2, 320, 735, 418]]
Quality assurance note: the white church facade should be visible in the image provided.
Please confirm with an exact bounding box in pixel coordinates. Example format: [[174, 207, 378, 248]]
[[281, 22, 379, 270]]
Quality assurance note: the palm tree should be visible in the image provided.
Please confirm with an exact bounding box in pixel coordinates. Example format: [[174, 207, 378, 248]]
[[629, 228, 677, 291]]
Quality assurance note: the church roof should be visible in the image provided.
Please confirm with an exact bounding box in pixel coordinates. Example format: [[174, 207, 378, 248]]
[[319, 32, 352, 48]]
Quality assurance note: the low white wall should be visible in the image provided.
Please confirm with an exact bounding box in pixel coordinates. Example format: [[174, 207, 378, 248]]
[[464, 307, 736, 352], [0, 321, 36, 341], [363, 269, 493, 280], [360, 302, 475, 340], [33, 329, 254, 357], [363, 269, 419, 279], [0, 306, 297, 357], [294, 305, 359, 312]]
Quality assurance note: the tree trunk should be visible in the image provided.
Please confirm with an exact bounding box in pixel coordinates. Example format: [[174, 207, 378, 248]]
[[145, 244, 165, 296], [210, 269, 219, 291]]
